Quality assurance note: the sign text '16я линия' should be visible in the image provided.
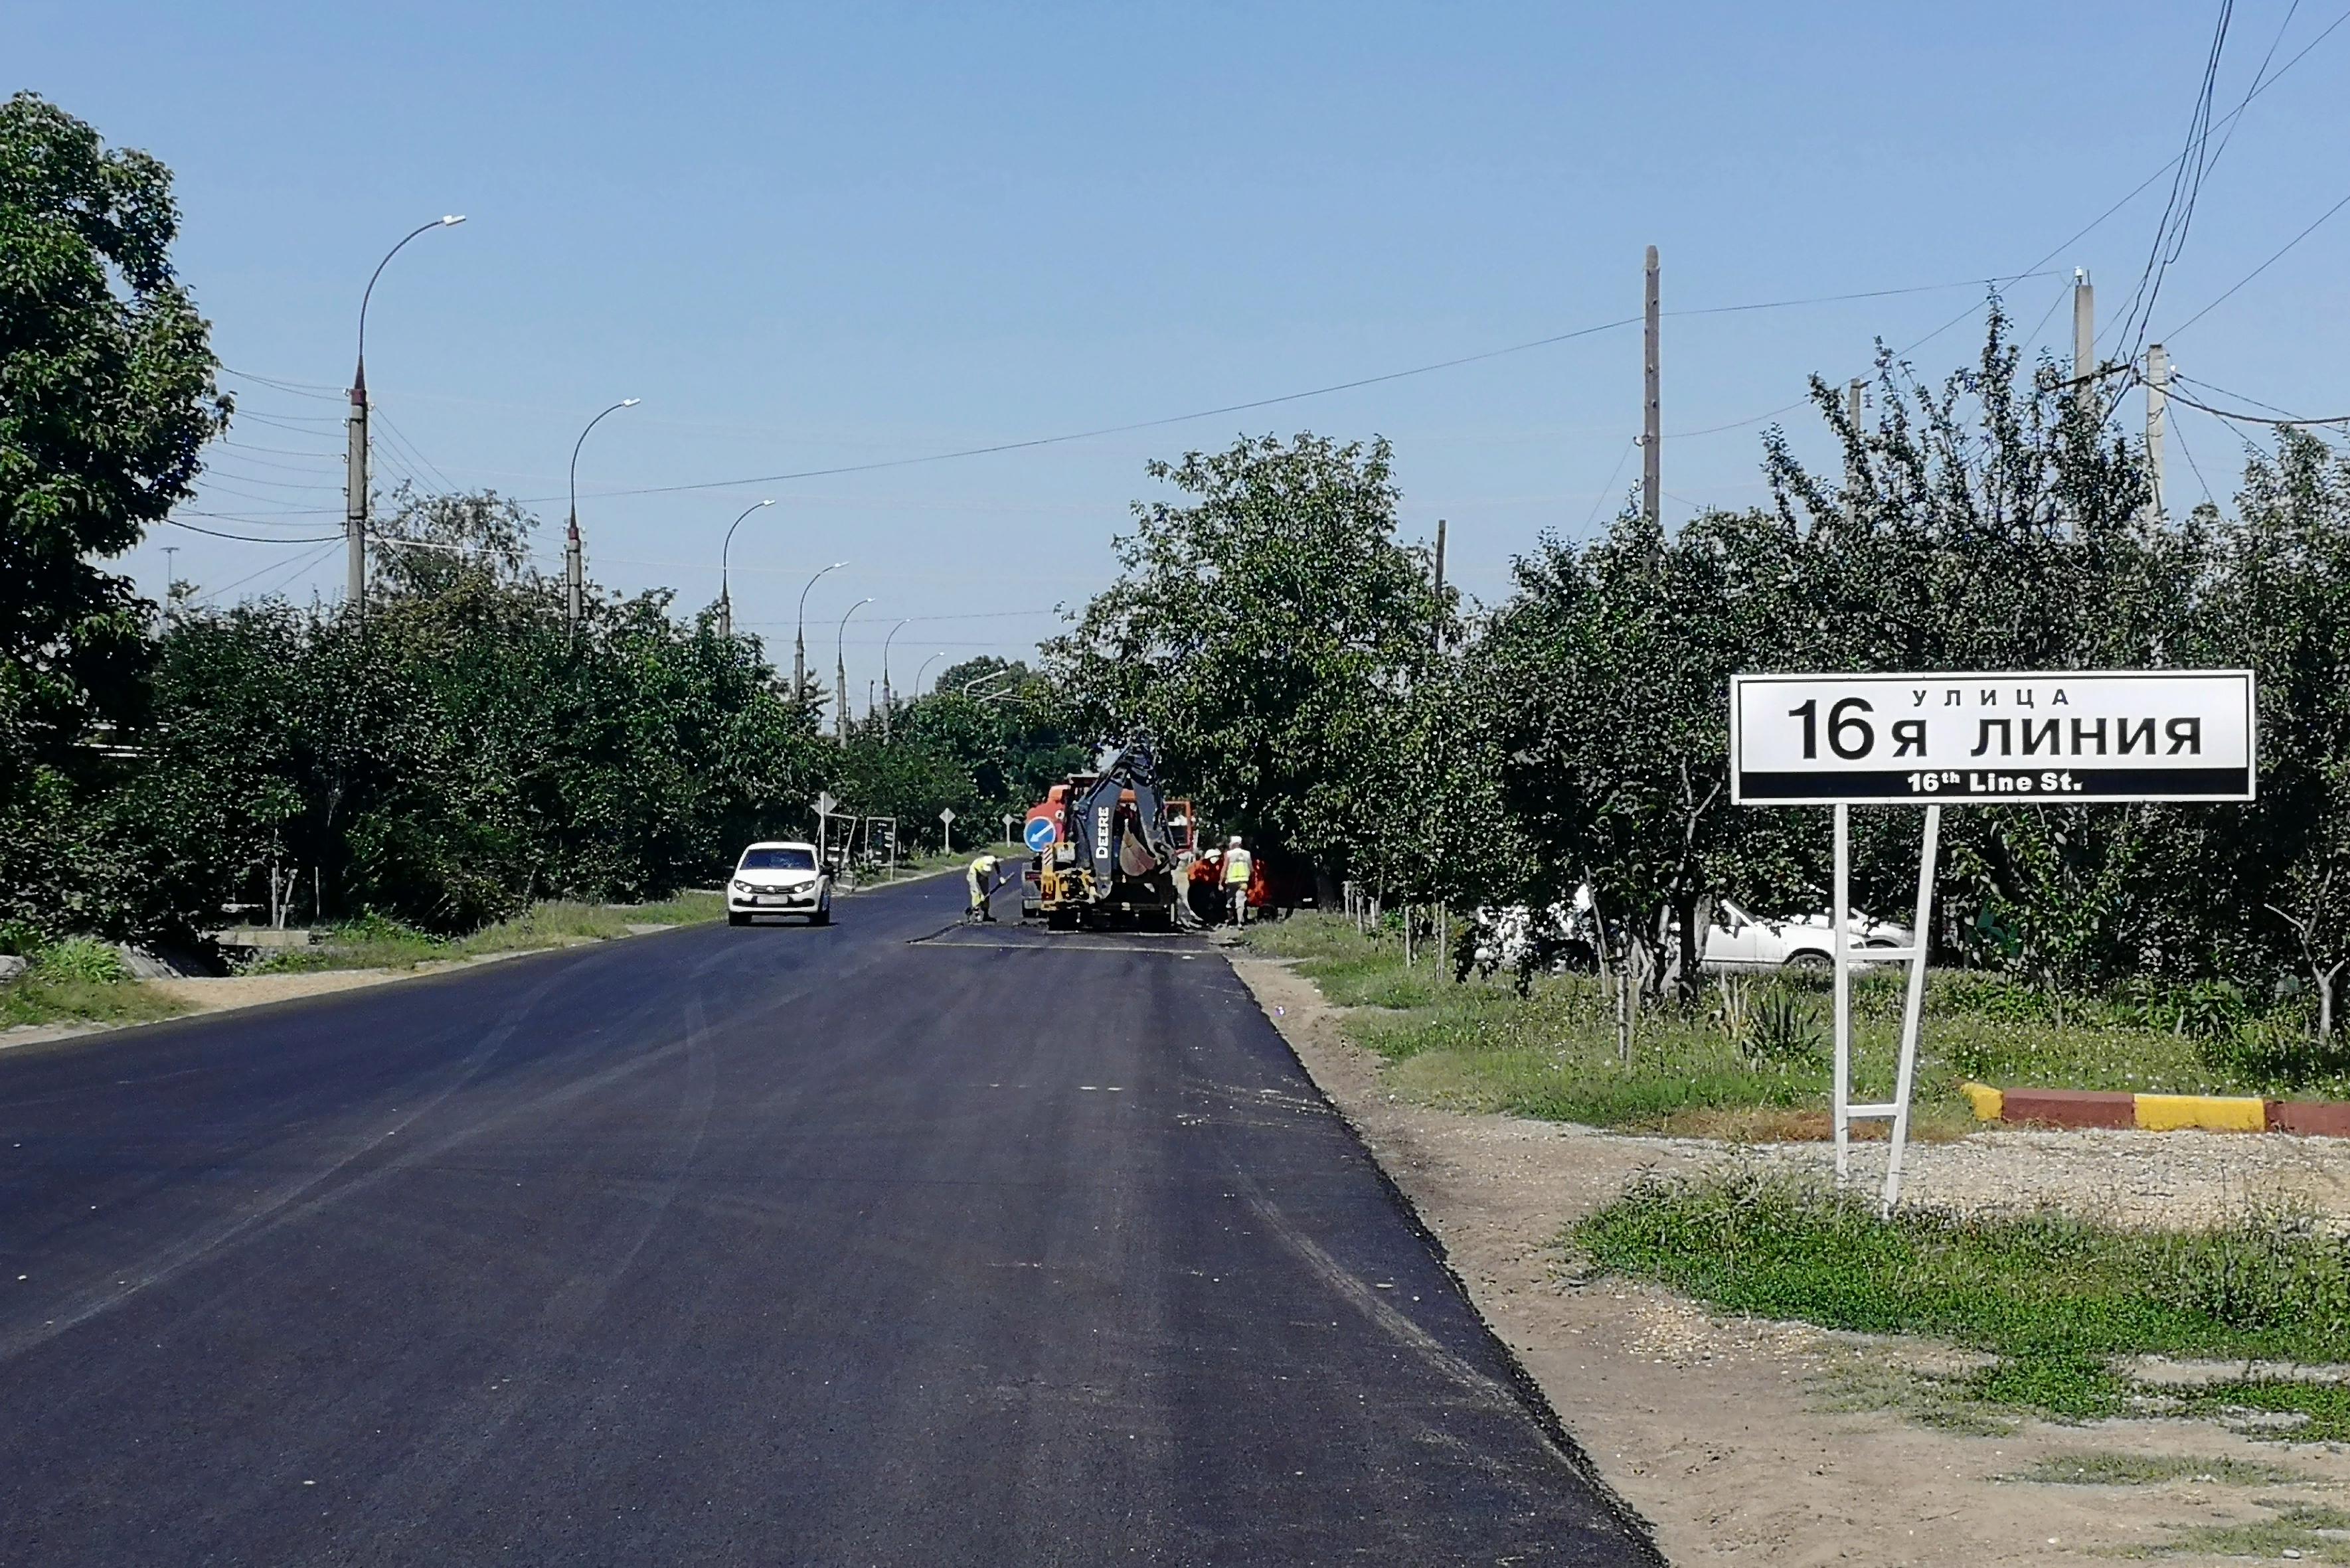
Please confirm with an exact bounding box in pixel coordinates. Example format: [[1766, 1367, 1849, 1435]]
[[1728, 670, 2256, 807]]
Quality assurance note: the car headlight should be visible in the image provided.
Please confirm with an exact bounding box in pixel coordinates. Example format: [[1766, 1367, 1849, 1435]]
[[732, 879, 752, 893]]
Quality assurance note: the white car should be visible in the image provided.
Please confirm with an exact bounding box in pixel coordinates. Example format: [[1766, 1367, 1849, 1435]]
[[1702, 897, 1910, 972], [728, 841, 833, 926]]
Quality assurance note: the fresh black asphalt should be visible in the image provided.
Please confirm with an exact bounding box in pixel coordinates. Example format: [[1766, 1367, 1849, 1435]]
[[0, 873, 1659, 1566]]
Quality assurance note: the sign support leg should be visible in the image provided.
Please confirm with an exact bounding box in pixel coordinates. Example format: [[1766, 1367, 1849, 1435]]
[[1882, 804, 1940, 1212], [1831, 803, 1851, 1186]]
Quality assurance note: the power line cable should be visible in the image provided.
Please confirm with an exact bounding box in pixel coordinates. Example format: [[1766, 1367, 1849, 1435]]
[[2171, 403, 2220, 508], [1578, 438, 1639, 530], [2112, 0, 2234, 356], [165, 518, 345, 544], [2160, 186, 2350, 340], [519, 275, 2060, 505], [191, 540, 343, 604]]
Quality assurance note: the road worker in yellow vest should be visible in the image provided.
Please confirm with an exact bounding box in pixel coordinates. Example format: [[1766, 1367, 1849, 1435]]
[[1220, 836, 1254, 926]]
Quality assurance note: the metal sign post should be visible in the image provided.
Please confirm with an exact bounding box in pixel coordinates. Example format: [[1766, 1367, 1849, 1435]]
[[1732, 670, 2255, 1211], [939, 805, 956, 855]]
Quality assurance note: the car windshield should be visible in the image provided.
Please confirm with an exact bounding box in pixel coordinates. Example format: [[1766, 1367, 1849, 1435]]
[[740, 847, 816, 872]]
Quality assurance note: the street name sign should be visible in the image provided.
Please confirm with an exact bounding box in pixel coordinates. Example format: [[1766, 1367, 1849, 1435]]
[[1730, 670, 2256, 807]]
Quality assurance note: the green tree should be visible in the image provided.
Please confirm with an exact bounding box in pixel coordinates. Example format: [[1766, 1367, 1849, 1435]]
[[1047, 433, 1442, 886], [1, 92, 226, 749], [1, 93, 227, 941]]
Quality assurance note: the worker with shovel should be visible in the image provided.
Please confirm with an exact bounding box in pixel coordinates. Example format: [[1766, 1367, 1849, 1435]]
[[965, 852, 1003, 923]]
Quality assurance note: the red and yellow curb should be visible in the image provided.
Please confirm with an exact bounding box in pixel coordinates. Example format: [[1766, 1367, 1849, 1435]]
[[1962, 1082, 2350, 1136]]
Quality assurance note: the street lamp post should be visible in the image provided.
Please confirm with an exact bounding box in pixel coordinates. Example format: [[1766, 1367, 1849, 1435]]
[[716, 498, 775, 640], [835, 596, 874, 743], [914, 651, 947, 696], [880, 617, 911, 742], [566, 398, 640, 629], [348, 215, 464, 617], [794, 560, 846, 702]]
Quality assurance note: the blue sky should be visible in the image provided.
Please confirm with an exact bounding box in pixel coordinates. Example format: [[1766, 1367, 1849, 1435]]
[[13, 1, 2348, 704]]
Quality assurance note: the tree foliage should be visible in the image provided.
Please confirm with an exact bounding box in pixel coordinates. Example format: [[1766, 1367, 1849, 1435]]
[[1046, 433, 1444, 880]]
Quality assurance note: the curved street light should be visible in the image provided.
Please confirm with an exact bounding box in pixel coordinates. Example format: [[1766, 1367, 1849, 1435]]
[[793, 560, 846, 700], [958, 666, 1022, 696], [564, 398, 640, 628], [716, 499, 775, 639], [880, 617, 912, 742], [347, 214, 464, 616], [914, 651, 948, 696], [834, 596, 875, 742]]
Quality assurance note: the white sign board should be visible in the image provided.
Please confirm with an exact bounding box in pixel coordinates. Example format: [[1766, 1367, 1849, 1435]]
[[1730, 670, 2255, 805]]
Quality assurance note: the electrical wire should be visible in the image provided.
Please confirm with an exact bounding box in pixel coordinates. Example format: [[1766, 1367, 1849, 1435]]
[[165, 518, 345, 544], [2112, 0, 2234, 357], [2160, 187, 2350, 341], [2164, 384, 2350, 426], [1578, 438, 1639, 531], [191, 540, 342, 604], [2171, 403, 2219, 507]]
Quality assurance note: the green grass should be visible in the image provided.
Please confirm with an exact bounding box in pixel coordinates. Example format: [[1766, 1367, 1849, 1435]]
[[2132, 1502, 2350, 1561], [0, 974, 189, 1030], [1244, 913, 2349, 1131], [2005, 1450, 2306, 1486], [1244, 913, 1962, 1133], [879, 840, 1027, 880], [1574, 1168, 2350, 1436], [250, 892, 727, 975]]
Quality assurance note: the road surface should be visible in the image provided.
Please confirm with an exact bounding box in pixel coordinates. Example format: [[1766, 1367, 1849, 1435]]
[[0, 874, 1657, 1565]]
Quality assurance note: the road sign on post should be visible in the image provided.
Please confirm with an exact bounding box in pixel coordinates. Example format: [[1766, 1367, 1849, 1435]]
[[939, 805, 956, 854], [1023, 814, 1058, 854], [1730, 670, 2255, 805], [1730, 669, 2256, 1210]]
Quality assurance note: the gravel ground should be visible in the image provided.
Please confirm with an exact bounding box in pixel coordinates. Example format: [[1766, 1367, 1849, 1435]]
[[1742, 1125, 2350, 1229]]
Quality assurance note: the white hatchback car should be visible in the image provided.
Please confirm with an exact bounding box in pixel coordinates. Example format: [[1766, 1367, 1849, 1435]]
[[1703, 897, 1910, 972], [728, 841, 833, 926]]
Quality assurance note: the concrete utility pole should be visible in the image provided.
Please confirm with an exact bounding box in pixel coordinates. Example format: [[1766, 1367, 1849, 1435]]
[[346, 378, 369, 607], [1431, 517, 1447, 651], [566, 398, 639, 631], [716, 498, 774, 640], [835, 596, 872, 743], [880, 617, 910, 742], [1642, 246, 1661, 527], [347, 216, 464, 617], [2072, 268, 2096, 417], [2145, 343, 2169, 521], [1845, 378, 1865, 524], [795, 560, 846, 702]]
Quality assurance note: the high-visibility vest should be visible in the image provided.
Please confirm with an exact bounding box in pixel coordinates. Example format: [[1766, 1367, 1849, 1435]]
[[1222, 850, 1253, 886]]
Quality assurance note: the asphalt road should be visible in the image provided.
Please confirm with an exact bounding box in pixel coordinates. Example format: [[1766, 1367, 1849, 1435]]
[[0, 874, 1657, 1566]]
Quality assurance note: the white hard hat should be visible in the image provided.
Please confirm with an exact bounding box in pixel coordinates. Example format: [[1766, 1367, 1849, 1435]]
[[1228, 835, 1244, 846]]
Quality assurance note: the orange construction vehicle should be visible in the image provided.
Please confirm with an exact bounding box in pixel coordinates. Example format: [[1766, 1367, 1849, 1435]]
[[1021, 740, 1195, 929]]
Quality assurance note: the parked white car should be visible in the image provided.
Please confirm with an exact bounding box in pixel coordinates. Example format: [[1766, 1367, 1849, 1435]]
[[728, 841, 833, 927], [1702, 898, 1909, 972]]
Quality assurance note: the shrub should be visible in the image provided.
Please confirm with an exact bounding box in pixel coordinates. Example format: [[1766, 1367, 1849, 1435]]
[[32, 937, 129, 984]]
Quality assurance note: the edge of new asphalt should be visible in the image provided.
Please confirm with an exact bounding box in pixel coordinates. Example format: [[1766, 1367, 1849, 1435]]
[[0, 860, 976, 1059], [1215, 933, 1668, 1563], [8, 884, 1669, 1559]]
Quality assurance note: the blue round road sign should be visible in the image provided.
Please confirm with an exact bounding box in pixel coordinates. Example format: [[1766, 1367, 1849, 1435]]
[[1024, 815, 1058, 853]]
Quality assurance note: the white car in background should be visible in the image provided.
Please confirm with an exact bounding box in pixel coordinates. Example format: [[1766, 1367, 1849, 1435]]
[[728, 841, 833, 926], [1702, 898, 1910, 972]]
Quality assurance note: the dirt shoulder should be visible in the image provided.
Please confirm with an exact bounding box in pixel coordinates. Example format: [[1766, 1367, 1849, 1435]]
[[1230, 954, 2350, 1567]]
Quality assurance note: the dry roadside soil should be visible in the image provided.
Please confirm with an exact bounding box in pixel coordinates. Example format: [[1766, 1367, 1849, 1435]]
[[1231, 954, 2350, 1567]]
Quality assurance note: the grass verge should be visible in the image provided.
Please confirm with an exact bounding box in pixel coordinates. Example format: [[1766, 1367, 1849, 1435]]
[[1, 974, 189, 1030], [1244, 912, 2345, 1133], [251, 892, 727, 975], [1574, 1168, 2350, 1437]]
